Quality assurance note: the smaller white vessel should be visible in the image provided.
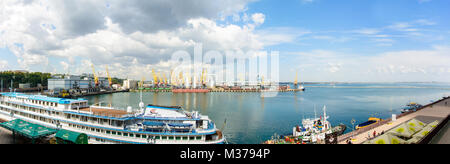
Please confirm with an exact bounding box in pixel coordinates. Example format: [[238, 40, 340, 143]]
[[264, 105, 346, 144]]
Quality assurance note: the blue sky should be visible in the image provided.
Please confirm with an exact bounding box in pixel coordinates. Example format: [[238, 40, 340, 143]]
[[1, 0, 450, 82]]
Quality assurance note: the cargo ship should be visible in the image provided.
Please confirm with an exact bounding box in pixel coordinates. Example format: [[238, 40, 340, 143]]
[[0, 92, 225, 144]]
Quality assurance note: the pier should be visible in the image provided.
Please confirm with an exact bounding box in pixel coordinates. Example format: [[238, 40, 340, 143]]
[[338, 96, 450, 144], [44, 89, 129, 98], [130, 88, 305, 93]]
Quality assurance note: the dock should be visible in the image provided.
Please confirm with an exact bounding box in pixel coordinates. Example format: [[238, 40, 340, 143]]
[[44, 89, 129, 98], [130, 88, 305, 93], [338, 96, 450, 144]]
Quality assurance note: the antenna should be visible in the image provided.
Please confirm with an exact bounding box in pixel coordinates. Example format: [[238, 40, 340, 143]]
[[314, 104, 317, 119], [139, 90, 145, 112]]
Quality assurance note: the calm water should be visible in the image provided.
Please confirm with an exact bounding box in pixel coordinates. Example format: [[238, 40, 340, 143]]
[[81, 83, 450, 144]]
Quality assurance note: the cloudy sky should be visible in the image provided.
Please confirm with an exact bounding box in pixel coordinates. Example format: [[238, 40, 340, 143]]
[[1, 0, 450, 82]]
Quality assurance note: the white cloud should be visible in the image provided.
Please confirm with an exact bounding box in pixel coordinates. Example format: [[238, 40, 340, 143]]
[[60, 61, 69, 73], [300, 0, 316, 4], [0, 0, 298, 79], [418, 0, 432, 4], [251, 13, 265, 26], [0, 60, 9, 70], [352, 28, 380, 35], [288, 45, 450, 82]]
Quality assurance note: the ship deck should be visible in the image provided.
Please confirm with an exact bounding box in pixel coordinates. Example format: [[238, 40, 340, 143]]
[[79, 107, 130, 118]]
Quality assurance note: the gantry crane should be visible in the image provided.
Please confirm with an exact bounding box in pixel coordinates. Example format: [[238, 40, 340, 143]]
[[106, 65, 112, 87], [152, 69, 158, 87], [294, 70, 298, 87], [91, 64, 99, 87]]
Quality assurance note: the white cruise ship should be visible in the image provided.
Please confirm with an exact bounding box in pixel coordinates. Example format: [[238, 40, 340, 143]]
[[0, 92, 225, 144]]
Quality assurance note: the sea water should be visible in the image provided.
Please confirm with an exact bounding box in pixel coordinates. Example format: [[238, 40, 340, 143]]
[[81, 83, 450, 144]]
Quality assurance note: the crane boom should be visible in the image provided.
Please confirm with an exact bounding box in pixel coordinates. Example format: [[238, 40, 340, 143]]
[[106, 65, 112, 86], [91, 64, 99, 87], [152, 69, 158, 85], [294, 70, 298, 85], [180, 71, 184, 85]]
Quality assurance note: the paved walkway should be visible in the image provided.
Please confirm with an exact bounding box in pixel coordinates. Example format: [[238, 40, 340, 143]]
[[339, 97, 450, 144], [0, 127, 13, 144]]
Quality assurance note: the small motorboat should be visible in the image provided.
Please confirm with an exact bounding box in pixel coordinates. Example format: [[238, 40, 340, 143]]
[[356, 117, 382, 130], [401, 102, 423, 113]]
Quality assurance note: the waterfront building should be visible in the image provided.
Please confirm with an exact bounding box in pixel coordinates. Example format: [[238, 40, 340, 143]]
[[123, 79, 138, 90], [48, 75, 109, 91], [19, 83, 31, 89]]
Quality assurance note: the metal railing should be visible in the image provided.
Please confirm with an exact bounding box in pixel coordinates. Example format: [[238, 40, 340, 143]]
[[338, 96, 450, 143]]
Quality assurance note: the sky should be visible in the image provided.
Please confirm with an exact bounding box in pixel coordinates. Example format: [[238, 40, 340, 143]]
[[1, 0, 450, 82]]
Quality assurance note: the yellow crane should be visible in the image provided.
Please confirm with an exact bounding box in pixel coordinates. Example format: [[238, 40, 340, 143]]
[[163, 73, 167, 85], [139, 76, 145, 89], [201, 68, 208, 85], [152, 69, 158, 85], [91, 64, 99, 87], [294, 70, 298, 86], [158, 72, 163, 85], [180, 71, 184, 86], [170, 69, 176, 86], [106, 65, 112, 87], [261, 75, 265, 85]]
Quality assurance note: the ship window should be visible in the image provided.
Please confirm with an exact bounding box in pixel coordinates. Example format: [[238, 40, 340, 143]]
[[162, 136, 167, 140], [182, 136, 188, 140], [136, 134, 140, 138], [117, 132, 122, 136], [155, 136, 160, 140], [106, 130, 111, 134], [196, 136, 202, 140], [123, 133, 128, 137], [112, 131, 116, 135], [176, 137, 181, 140], [129, 133, 134, 137], [169, 136, 174, 140]]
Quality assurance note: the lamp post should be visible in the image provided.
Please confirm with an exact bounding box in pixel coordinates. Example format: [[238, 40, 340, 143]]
[[351, 119, 356, 140]]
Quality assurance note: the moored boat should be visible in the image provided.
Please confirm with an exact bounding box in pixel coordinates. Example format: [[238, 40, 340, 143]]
[[0, 92, 225, 144], [401, 102, 423, 113], [264, 106, 346, 144], [355, 117, 382, 130]]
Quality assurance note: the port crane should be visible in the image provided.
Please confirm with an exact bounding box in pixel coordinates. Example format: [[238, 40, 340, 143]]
[[91, 64, 99, 87], [294, 70, 298, 87], [180, 71, 184, 88], [151, 69, 158, 87], [162, 73, 167, 86], [106, 65, 112, 87]]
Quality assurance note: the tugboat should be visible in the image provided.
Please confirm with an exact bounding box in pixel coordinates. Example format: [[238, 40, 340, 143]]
[[264, 106, 346, 144], [401, 102, 423, 113]]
